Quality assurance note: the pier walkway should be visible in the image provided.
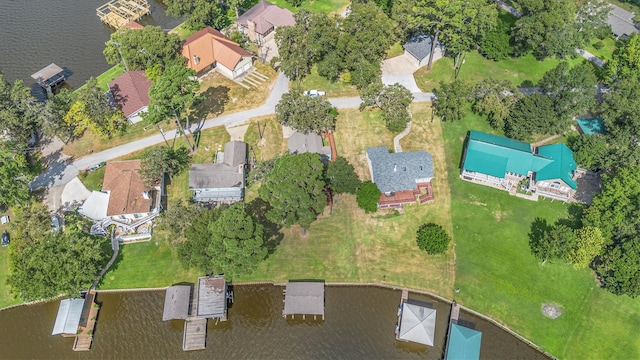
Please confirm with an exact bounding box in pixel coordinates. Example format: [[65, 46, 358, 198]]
[[182, 318, 207, 351], [97, 0, 150, 29]]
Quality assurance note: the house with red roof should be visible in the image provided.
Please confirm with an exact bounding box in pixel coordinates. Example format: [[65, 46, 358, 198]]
[[108, 70, 152, 124], [181, 27, 254, 79], [236, 0, 295, 45]]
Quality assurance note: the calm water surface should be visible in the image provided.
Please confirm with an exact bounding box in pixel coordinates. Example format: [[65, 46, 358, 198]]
[[0, 0, 181, 89], [0, 285, 547, 359]]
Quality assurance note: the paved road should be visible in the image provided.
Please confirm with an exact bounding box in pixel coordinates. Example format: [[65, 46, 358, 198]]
[[32, 72, 436, 189]]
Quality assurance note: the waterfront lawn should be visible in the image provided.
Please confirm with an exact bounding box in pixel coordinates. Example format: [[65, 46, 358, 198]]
[[75, 65, 125, 93], [413, 51, 585, 92], [298, 66, 359, 98], [98, 236, 197, 289], [443, 112, 640, 359], [242, 102, 456, 298]]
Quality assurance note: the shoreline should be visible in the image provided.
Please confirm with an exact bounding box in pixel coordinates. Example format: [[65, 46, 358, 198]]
[[1, 281, 555, 359]]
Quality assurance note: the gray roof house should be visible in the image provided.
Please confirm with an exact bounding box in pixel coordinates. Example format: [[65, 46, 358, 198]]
[[608, 4, 638, 38], [288, 132, 331, 160], [403, 33, 445, 68], [366, 147, 435, 209], [189, 141, 247, 203]]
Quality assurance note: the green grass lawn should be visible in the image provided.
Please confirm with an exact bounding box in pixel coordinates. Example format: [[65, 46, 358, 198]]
[[414, 51, 587, 91], [78, 167, 105, 191], [76, 65, 125, 93], [443, 112, 640, 359], [0, 208, 23, 309], [267, 0, 349, 14], [582, 36, 620, 62], [298, 66, 359, 97], [98, 236, 197, 289], [386, 42, 404, 59]]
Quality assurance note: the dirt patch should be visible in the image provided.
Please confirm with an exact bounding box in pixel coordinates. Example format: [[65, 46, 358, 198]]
[[470, 201, 487, 207], [542, 303, 562, 319]]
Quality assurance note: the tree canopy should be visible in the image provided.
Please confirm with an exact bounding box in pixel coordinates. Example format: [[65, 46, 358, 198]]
[[326, 157, 361, 194], [275, 91, 338, 133], [538, 61, 597, 123], [361, 83, 414, 132], [356, 181, 380, 213], [0, 73, 44, 152], [600, 77, 640, 169], [103, 26, 182, 71], [504, 94, 557, 140], [259, 153, 326, 229], [606, 34, 640, 82], [393, 0, 497, 70], [0, 149, 31, 208], [146, 65, 201, 152], [7, 216, 109, 301], [434, 80, 469, 122], [472, 79, 517, 131], [513, 0, 578, 58], [165, 0, 229, 30], [416, 223, 451, 254], [207, 203, 267, 279], [71, 77, 126, 139], [140, 146, 192, 185]]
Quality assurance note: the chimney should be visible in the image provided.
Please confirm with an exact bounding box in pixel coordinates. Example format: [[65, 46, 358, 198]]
[[394, 164, 397, 172]]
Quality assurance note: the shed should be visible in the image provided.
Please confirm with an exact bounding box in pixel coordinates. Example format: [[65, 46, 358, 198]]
[[283, 281, 325, 319], [403, 34, 445, 68], [288, 132, 331, 159], [445, 324, 482, 360], [195, 276, 227, 319], [52, 298, 85, 335], [398, 302, 436, 346], [163, 285, 192, 321]]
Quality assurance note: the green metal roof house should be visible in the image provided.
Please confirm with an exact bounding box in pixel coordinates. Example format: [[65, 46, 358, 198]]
[[444, 324, 482, 360], [461, 131, 577, 201]]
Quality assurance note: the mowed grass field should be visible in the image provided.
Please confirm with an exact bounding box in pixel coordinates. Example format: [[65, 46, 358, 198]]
[[443, 113, 640, 359], [242, 102, 455, 297]]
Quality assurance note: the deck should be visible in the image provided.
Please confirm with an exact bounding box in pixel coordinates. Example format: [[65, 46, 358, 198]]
[[73, 290, 99, 351], [182, 318, 207, 351], [97, 0, 150, 29], [378, 182, 434, 209], [442, 301, 460, 358]]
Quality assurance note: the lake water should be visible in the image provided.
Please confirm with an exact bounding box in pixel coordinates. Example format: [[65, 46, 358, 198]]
[[0, 285, 548, 359], [0, 0, 181, 89]]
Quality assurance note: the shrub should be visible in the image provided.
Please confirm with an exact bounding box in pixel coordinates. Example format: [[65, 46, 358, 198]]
[[592, 41, 604, 50], [416, 223, 451, 254], [356, 181, 380, 213]]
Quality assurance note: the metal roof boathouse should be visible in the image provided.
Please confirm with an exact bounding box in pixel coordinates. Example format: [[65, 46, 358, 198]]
[[31, 63, 65, 96], [162, 285, 191, 321], [283, 281, 325, 320]]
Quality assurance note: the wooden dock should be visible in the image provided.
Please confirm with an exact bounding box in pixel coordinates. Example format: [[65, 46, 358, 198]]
[[73, 290, 100, 351], [442, 301, 461, 358], [97, 0, 150, 29], [395, 289, 409, 339], [182, 318, 207, 351]]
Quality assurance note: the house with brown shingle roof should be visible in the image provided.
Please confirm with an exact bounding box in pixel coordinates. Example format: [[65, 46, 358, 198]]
[[181, 27, 254, 79], [109, 71, 152, 124], [79, 160, 161, 234], [236, 0, 295, 44]]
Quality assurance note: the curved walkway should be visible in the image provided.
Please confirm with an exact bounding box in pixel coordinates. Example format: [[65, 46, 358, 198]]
[[393, 121, 412, 153]]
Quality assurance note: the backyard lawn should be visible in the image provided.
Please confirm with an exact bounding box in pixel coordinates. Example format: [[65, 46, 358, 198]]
[[414, 51, 586, 91], [0, 208, 21, 309], [443, 112, 640, 359], [582, 36, 620, 62], [242, 102, 455, 297]]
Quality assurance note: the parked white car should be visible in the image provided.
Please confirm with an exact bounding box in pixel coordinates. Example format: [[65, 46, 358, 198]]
[[304, 90, 326, 97]]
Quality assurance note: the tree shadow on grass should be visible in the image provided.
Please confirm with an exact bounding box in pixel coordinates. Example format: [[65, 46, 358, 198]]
[[528, 217, 551, 254], [245, 197, 283, 256], [192, 85, 230, 130]]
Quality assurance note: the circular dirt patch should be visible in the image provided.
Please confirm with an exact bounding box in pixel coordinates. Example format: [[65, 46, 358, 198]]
[[541, 303, 562, 319]]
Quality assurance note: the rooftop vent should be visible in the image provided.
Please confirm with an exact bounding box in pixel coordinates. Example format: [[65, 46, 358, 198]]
[[193, 55, 200, 65]]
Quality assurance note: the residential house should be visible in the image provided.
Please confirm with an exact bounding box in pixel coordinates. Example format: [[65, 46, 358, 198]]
[[366, 146, 435, 209], [189, 141, 247, 203], [608, 4, 638, 39], [181, 27, 254, 79], [79, 160, 161, 233], [108, 70, 152, 124], [235, 0, 295, 44], [287, 131, 331, 160], [403, 33, 445, 68], [460, 130, 577, 201]]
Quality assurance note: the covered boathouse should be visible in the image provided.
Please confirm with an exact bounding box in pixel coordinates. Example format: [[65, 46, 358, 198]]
[[162, 276, 230, 351], [31, 63, 65, 96], [283, 281, 325, 320]]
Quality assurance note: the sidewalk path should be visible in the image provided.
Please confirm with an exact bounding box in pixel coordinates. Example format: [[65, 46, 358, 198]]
[[32, 72, 436, 189]]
